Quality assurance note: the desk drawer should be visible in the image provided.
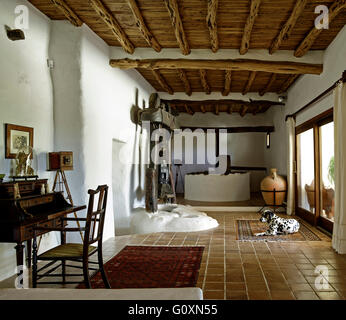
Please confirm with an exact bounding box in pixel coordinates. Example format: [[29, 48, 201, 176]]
[[22, 219, 64, 240]]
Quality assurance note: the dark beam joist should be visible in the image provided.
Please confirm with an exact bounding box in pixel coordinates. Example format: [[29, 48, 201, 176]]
[[240, 0, 262, 55], [177, 69, 192, 96], [214, 104, 219, 115], [228, 106, 233, 114], [51, 0, 83, 27], [295, 0, 346, 57], [200, 105, 206, 113], [200, 70, 211, 94], [184, 104, 194, 115], [110, 58, 323, 75], [206, 0, 219, 53], [240, 105, 249, 117], [252, 105, 263, 115], [90, 0, 134, 54], [180, 126, 275, 133], [164, 0, 190, 55], [278, 74, 299, 93], [126, 0, 161, 52], [243, 71, 257, 95], [269, 0, 308, 54], [259, 73, 277, 96], [152, 70, 174, 94], [222, 70, 232, 96]]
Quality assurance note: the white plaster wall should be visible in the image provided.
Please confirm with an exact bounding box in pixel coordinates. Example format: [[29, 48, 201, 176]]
[[270, 25, 346, 174], [0, 0, 56, 281]]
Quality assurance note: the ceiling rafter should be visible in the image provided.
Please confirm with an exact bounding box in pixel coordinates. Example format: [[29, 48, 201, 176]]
[[259, 73, 277, 96], [163, 0, 190, 55], [278, 74, 300, 93], [214, 104, 219, 115], [294, 0, 346, 57], [89, 0, 134, 54], [177, 69, 192, 96], [222, 70, 232, 96], [240, 0, 262, 55], [110, 58, 323, 75], [200, 70, 211, 94], [50, 0, 83, 27], [240, 105, 249, 117], [269, 0, 308, 54], [184, 104, 194, 115], [152, 70, 173, 95], [243, 71, 257, 95], [206, 0, 219, 53], [125, 0, 161, 52]]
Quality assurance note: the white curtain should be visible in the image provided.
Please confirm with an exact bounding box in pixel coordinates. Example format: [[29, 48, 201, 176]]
[[286, 116, 296, 216], [332, 81, 346, 254]]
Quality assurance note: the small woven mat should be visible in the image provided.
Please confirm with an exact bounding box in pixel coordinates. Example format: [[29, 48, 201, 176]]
[[236, 219, 321, 241]]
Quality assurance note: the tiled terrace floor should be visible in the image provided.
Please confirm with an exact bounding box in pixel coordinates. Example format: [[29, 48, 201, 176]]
[[1, 212, 345, 300]]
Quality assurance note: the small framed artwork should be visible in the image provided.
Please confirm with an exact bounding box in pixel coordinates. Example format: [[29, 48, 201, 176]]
[[5, 124, 34, 159]]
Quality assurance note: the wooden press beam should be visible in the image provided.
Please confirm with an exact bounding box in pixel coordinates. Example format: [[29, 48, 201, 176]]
[[50, 0, 83, 27], [222, 70, 232, 96], [163, 0, 190, 55], [294, 0, 346, 57], [152, 70, 174, 94], [125, 0, 161, 52], [177, 69, 192, 96], [89, 0, 135, 54], [240, 0, 262, 55], [200, 70, 211, 94], [109, 58, 323, 75], [206, 0, 219, 53], [269, 0, 308, 54], [259, 73, 277, 96]]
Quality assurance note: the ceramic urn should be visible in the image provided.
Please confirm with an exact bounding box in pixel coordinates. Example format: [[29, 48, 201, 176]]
[[260, 168, 287, 206]]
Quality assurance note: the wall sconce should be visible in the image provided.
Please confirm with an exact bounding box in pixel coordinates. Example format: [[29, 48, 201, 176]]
[[266, 132, 271, 149], [5, 26, 25, 41]]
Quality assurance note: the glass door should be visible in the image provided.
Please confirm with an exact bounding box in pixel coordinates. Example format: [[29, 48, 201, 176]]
[[295, 109, 334, 233]]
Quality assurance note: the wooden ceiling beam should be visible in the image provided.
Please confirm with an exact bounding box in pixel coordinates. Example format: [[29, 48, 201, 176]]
[[240, 0, 262, 55], [214, 104, 219, 115], [177, 69, 192, 96], [125, 0, 161, 52], [50, 0, 83, 27], [278, 74, 299, 93], [252, 105, 263, 115], [259, 73, 277, 96], [222, 70, 232, 96], [294, 0, 346, 57], [163, 0, 190, 55], [269, 0, 308, 54], [200, 70, 211, 94], [184, 104, 194, 115], [240, 105, 249, 117], [228, 106, 233, 114], [110, 58, 323, 75], [152, 70, 174, 95], [207, 0, 219, 53], [200, 105, 206, 113], [90, 0, 134, 54], [243, 71, 257, 95]]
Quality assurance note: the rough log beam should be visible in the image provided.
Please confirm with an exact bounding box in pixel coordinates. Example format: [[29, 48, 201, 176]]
[[200, 105, 206, 113], [259, 73, 277, 96], [240, 0, 262, 55], [295, 0, 346, 57], [184, 104, 194, 115], [152, 70, 174, 95], [164, 0, 190, 55], [177, 69, 192, 96], [110, 58, 323, 75], [228, 106, 233, 114], [222, 70, 232, 96], [214, 104, 219, 115], [253, 105, 263, 115], [126, 0, 161, 52], [90, 0, 134, 54], [269, 0, 308, 54], [278, 74, 299, 93], [240, 105, 249, 117], [243, 71, 257, 95], [200, 70, 211, 94], [51, 0, 83, 27], [207, 0, 219, 53]]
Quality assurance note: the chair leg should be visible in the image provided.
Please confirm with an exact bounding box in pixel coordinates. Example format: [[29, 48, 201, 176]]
[[32, 237, 38, 288], [83, 257, 91, 289], [98, 248, 111, 288]]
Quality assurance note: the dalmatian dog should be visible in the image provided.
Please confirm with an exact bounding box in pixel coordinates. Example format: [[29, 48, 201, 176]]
[[255, 209, 300, 236]]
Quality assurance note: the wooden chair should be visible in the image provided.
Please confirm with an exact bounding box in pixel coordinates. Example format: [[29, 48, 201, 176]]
[[32, 185, 111, 288]]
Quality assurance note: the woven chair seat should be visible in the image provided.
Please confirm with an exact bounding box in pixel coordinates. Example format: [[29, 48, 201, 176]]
[[39, 243, 97, 259]]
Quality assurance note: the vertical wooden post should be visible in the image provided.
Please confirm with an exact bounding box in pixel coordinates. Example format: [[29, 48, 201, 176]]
[[145, 168, 158, 213]]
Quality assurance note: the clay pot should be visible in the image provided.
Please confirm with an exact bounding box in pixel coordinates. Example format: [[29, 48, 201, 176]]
[[260, 168, 287, 206]]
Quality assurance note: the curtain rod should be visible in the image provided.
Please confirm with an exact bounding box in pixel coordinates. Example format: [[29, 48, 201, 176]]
[[285, 70, 346, 121]]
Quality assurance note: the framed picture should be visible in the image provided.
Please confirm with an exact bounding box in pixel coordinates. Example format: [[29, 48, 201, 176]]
[[5, 124, 34, 159]]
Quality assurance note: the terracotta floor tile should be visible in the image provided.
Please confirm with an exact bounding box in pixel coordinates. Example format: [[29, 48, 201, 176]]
[[316, 291, 343, 300], [247, 290, 271, 300], [226, 282, 246, 291], [226, 290, 248, 300], [204, 290, 225, 300], [204, 282, 224, 291], [294, 291, 320, 300], [271, 291, 296, 300], [289, 283, 313, 291]]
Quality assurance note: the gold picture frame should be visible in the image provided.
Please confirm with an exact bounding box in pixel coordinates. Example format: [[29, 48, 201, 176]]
[[5, 124, 34, 159]]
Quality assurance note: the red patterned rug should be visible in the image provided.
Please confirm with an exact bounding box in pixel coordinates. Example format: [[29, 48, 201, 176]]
[[78, 246, 204, 289]]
